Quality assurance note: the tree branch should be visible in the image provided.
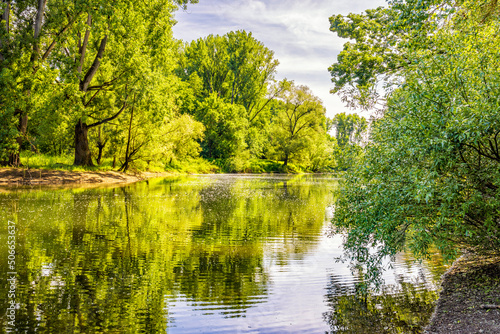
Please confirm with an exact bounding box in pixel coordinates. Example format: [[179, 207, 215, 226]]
[[78, 14, 92, 74], [88, 98, 128, 129], [80, 34, 107, 92]]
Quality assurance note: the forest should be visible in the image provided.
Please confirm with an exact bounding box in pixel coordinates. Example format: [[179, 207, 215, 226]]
[[0, 0, 367, 173], [2, 0, 499, 271]]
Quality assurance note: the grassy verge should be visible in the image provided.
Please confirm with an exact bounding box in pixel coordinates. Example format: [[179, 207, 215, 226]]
[[14, 152, 323, 174]]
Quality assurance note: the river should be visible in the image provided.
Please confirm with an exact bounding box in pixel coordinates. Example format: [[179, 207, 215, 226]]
[[0, 175, 447, 333]]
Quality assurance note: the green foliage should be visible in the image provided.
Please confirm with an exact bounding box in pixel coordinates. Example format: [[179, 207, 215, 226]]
[[178, 30, 278, 113], [164, 157, 219, 174], [269, 83, 327, 168], [195, 93, 248, 160], [332, 0, 500, 282], [0, 94, 18, 162], [0, 2, 333, 172], [325, 278, 439, 333], [0, 176, 334, 332], [17, 151, 115, 171], [331, 112, 367, 171]]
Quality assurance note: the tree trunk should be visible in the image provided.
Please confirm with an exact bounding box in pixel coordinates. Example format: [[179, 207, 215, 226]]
[[74, 119, 94, 166], [8, 109, 28, 167], [283, 153, 289, 167]]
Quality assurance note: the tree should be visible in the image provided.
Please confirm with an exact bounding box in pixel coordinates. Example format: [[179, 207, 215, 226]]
[[331, 112, 367, 170], [269, 83, 327, 167], [0, 0, 198, 167], [0, 0, 53, 165], [194, 93, 248, 160], [331, 0, 500, 282]]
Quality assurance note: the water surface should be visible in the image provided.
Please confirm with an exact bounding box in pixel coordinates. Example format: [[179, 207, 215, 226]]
[[0, 175, 446, 333]]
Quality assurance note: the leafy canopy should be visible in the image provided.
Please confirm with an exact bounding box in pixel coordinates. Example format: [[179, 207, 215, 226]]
[[331, 0, 500, 282]]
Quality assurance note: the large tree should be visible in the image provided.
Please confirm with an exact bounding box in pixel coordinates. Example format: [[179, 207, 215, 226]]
[[177, 30, 281, 161], [331, 0, 500, 281], [0, 0, 197, 167], [269, 83, 327, 167], [331, 112, 367, 170]]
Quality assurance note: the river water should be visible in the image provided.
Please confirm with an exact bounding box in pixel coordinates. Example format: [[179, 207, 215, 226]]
[[0, 175, 447, 333]]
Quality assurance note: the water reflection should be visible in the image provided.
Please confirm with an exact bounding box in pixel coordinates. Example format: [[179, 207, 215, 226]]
[[323, 274, 438, 334], [0, 175, 446, 333]]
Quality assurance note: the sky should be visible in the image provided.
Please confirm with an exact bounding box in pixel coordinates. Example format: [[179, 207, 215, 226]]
[[172, 0, 387, 118]]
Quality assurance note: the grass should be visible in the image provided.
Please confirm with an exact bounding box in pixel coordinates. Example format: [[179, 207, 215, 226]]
[[19, 152, 116, 171], [164, 158, 219, 174], [13, 152, 319, 175]]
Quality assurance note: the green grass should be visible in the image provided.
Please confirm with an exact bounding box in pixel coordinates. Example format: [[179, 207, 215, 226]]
[[14, 152, 319, 175], [164, 157, 219, 174], [19, 152, 115, 171]]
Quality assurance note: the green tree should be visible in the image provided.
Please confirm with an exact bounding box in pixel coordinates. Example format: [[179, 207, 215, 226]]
[[331, 112, 367, 170], [269, 83, 327, 167], [0, 0, 197, 167], [331, 0, 500, 282], [178, 30, 278, 114]]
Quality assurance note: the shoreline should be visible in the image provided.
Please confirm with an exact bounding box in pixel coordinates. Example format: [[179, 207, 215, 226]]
[[0, 167, 174, 188], [0, 167, 326, 188], [425, 253, 500, 334]]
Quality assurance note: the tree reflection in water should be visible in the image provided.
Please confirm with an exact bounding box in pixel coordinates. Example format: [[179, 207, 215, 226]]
[[0, 175, 334, 333], [323, 272, 439, 334]]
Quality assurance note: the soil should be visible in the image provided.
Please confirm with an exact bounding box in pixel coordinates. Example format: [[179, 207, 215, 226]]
[[425, 253, 500, 334], [0, 167, 172, 188]]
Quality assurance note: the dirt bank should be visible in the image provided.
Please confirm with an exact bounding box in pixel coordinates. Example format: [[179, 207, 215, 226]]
[[0, 167, 172, 187], [425, 253, 500, 334]]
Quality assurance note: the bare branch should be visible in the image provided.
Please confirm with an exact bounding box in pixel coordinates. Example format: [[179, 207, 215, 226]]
[[88, 99, 127, 129]]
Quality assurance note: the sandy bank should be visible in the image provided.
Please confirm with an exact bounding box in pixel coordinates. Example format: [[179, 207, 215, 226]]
[[425, 253, 500, 334], [0, 167, 172, 187]]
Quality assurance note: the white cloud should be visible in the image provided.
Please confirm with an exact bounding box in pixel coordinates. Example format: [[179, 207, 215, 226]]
[[173, 0, 386, 117]]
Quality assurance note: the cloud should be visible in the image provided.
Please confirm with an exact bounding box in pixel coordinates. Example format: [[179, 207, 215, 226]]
[[173, 0, 386, 117]]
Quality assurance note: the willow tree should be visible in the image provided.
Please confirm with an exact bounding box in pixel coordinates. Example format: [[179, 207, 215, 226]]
[[331, 0, 500, 281]]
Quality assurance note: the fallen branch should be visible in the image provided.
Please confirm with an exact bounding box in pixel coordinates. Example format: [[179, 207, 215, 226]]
[[480, 304, 500, 310]]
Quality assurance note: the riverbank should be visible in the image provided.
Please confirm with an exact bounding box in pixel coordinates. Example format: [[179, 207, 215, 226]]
[[0, 167, 173, 187], [425, 253, 500, 334]]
